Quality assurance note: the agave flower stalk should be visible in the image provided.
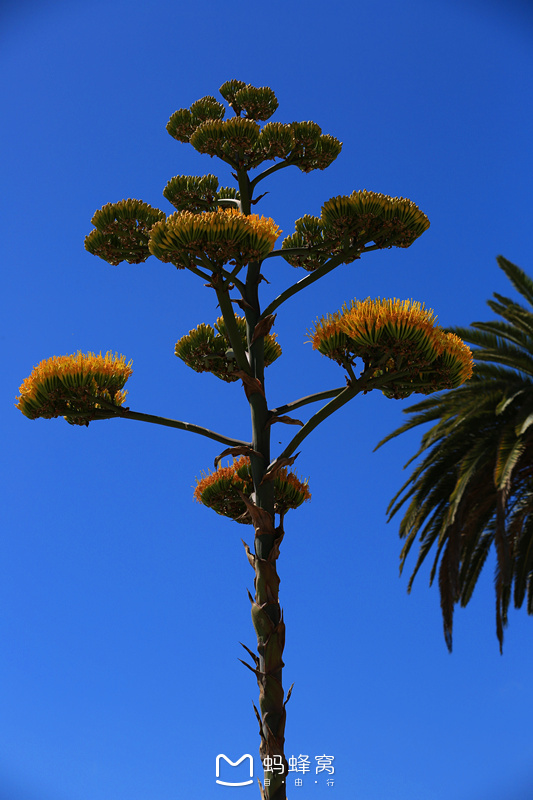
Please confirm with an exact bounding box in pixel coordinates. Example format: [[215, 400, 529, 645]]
[[17, 81, 474, 800]]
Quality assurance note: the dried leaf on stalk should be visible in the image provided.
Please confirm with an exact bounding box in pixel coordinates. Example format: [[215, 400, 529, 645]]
[[284, 683, 294, 706], [234, 370, 266, 399], [214, 445, 263, 470], [250, 314, 277, 346], [239, 659, 261, 676], [240, 642, 259, 666], [242, 540, 255, 568], [261, 454, 301, 483], [238, 490, 276, 535], [266, 415, 304, 427]]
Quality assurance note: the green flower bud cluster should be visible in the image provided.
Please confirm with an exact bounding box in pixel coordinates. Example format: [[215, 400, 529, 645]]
[[219, 81, 278, 120], [321, 190, 430, 248], [166, 81, 342, 172], [84, 199, 165, 265], [282, 190, 430, 270], [175, 316, 281, 381], [166, 95, 225, 143], [163, 174, 240, 213]]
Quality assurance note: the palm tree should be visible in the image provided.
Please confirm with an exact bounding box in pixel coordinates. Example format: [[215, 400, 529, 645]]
[[377, 256, 533, 652]]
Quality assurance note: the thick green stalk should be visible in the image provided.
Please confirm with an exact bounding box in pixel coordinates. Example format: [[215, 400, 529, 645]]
[[215, 286, 251, 374], [236, 172, 288, 795], [237, 168, 252, 216]]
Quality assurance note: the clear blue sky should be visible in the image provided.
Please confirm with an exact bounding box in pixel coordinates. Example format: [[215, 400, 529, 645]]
[[3, 1, 533, 798]]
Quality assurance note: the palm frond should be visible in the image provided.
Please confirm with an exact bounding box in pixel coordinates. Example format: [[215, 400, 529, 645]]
[[512, 401, 533, 435], [496, 255, 533, 307], [511, 511, 533, 609], [487, 298, 533, 339], [459, 531, 493, 606], [381, 255, 533, 649], [494, 428, 526, 491], [469, 320, 533, 352]]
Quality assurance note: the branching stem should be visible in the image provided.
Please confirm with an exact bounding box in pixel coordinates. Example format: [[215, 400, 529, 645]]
[[270, 387, 346, 417], [185, 262, 212, 282], [111, 406, 249, 448], [261, 250, 358, 318], [250, 158, 295, 191], [274, 366, 414, 463], [275, 383, 360, 463]]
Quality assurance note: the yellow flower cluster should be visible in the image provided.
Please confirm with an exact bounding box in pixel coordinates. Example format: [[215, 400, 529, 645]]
[[149, 208, 280, 269], [342, 297, 438, 351], [194, 457, 311, 524], [16, 351, 132, 425], [310, 297, 473, 394]]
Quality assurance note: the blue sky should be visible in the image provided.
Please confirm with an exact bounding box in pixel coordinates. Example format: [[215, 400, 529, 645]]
[[3, 1, 533, 798]]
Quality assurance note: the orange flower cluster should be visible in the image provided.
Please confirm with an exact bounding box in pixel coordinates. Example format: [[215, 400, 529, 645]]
[[310, 298, 473, 395], [149, 208, 280, 269], [16, 351, 132, 425], [194, 457, 311, 523]]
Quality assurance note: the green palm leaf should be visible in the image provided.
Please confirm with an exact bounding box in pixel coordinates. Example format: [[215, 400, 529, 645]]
[[381, 256, 533, 650], [497, 255, 533, 305]]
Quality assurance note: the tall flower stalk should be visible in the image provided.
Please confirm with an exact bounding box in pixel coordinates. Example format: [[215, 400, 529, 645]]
[[17, 81, 472, 799]]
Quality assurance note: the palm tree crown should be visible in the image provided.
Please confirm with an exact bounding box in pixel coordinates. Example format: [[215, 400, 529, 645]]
[[377, 256, 533, 652]]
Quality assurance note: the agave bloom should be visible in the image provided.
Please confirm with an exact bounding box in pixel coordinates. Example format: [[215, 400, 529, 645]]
[[16, 351, 132, 425], [84, 199, 165, 265], [175, 315, 281, 381], [310, 297, 473, 396], [148, 208, 280, 269], [194, 457, 311, 523], [281, 215, 334, 271], [258, 122, 295, 160], [320, 190, 430, 249], [166, 96, 226, 144], [281, 192, 429, 272], [162, 174, 240, 214], [190, 118, 261, 158], [221, 83, 279, 121]]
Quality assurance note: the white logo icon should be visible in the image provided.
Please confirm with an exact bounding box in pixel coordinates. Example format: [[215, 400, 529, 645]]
[[215, 753, 254, 786]]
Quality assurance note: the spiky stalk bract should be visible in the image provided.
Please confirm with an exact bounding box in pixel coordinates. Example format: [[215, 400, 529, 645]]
[[17, 81, 472, 800]]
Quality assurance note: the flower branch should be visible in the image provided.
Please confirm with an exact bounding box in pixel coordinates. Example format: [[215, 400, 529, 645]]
[[249, 158, 295, 192], [272, 364, 413, 465], [114, 407, 250, 448], [261, 251, 356, 319], [274, 382, 361, 464], [270, 386, 347, 417]]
